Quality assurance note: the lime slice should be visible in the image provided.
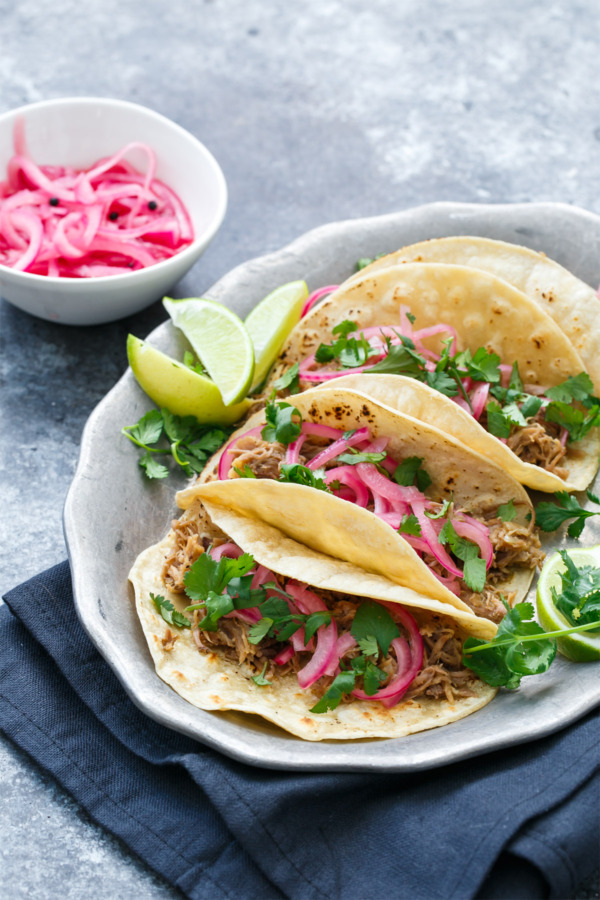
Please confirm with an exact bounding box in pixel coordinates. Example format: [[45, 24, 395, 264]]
[[536, 545, 600, 661], [244, 280, 308, 389], [163, 297, 254, 406], [127, 335, 251, 425]]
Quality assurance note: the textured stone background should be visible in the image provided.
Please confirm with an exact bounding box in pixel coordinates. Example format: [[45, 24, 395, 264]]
[[0, 0, 598, 897]]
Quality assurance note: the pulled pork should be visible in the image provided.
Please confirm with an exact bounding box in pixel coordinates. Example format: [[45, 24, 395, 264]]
[[229, 435, 287, 479], [162, 508, 228, 592], [507, 416, 568, 480]]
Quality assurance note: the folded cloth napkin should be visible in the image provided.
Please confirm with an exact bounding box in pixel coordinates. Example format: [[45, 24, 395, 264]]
[[0, 562, 598, 900]]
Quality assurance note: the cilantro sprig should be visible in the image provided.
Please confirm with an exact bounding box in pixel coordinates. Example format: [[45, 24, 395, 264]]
[[314, 320, 374, 368], [551, 551, 600, 629], [393, 456, 432, 492], [122, 408, 230, 479], [279, 463, 331, 491], [150, 593, 191, 629], [536, 490, 600, 539], [262, 400, 302, 445], [273, 362, 300, 395], [463, 599, 600, 688]]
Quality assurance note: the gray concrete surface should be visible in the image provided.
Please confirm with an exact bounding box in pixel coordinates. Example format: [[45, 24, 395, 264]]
[[0, 0, 598, 897]]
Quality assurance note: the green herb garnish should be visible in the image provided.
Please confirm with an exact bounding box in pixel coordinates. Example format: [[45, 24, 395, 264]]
[[279, 463, 331, 491], [150, 593, 191, 629], [262, 400, 302, 445], [273, 362, 300, 395], [122, 409, 230, 479], [536, 490, 600, 539], [463, 599, 600, 688]]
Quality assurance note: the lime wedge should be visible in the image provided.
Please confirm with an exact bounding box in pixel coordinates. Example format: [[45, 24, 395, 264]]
[[127, 335, 251, 425], [244, 280, 308, 389], [163, 297, 254, 406], [536, 545, 600, 661]]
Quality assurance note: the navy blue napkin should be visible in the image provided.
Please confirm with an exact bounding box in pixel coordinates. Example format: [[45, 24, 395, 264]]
[[0, 562, 598, 900]]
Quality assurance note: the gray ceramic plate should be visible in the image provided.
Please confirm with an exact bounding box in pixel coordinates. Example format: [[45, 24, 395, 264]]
[[64, 202, 600, 772]]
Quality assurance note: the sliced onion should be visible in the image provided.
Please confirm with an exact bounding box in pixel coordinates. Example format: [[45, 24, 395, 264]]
[[285, 581, 336, 687], [306, 426, 369, 470], [324, 466, 370, 506], [209, 542, 243, 561], [301, 285, 339, 318], [452, 517, 494, 569], [274, 645, 295, 665], [469, 382, 490, 420], [410, 497, 464, 579]]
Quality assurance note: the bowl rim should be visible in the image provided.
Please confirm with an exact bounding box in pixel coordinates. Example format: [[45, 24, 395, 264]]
[[0, 95, 228, 286]]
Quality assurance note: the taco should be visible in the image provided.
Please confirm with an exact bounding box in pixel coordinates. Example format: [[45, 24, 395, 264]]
[[346, 236, 600, 393], [129, 489, 497, 741], [267, 262, 600, 492], [180, 387, 544, 624]]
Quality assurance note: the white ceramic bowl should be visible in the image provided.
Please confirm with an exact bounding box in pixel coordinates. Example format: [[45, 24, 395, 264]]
[[0, 97, 227, 325]]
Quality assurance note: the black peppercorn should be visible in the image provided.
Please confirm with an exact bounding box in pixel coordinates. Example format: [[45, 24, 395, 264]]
[[108, 211, 119, 221], [148, 200, 158, 211], [49, 197, 59, 207]]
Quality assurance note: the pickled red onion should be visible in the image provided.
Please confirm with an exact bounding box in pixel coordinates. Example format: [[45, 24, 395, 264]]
[[0, 127, 193, 277], [301, 285, 339, 318]]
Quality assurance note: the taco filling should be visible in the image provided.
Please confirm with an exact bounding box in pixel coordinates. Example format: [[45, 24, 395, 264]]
[[283, 307, 600, 482], [214, 398, 543, 622], [161, 528, 483, 713]]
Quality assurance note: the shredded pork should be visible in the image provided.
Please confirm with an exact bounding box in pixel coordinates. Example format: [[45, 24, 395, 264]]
[[507, 418, 568, 479]]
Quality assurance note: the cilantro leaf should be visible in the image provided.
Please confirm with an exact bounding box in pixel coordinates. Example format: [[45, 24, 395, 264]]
[[485, 401, 512, 438], [314, 321, 372, 369], [122, 408, 230, 480], [356, 253, 387, 271], [463, 557, 487, 593], [546, 372, 595, 403], [248, 618, 274, 644], [273, 362, 300, 394], [251, 662, 272, 686], [232, 464, 257, 478], [464, 347, 501, 384], [425, 368, 460, 397], [462, 600, 568, 688], [508, 362, 524, 394], [183, 350, 206, 375], [398, 514, 422, 536], [545, 401, 600, 443], [368, 342, 428, 378], [497, 499, 517, 522], [304, 612, 332, 644], [519, 395, 543, 419], [536, 491, 600, 539], [309, 670, 356, 713], [550, 550, 600, 629], [125, 409, 164, 445], [262, 401, 302, 445], [393, 456, 432, 492], [351, 600, 400, 656], [356, 634, 378, 656], [424, 498, 452, 520], [336, 450, 387, 466], [183, 552, 255, 602], [139, 453, 169, 479], [279, 463, 330, 492], [362, 659, 388, 695], [150, 593, 191, 629]]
